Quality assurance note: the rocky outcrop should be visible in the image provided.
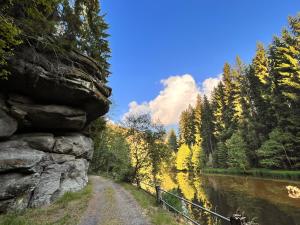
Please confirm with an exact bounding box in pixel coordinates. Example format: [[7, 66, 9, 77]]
[[0, 47, 110, 212]]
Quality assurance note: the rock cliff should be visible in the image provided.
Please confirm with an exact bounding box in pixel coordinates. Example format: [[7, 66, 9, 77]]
[[0, 46, 111, 212]]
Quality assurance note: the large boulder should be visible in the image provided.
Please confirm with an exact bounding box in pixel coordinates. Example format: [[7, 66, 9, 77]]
[[0, 110, 17, 139], [0, 47, 111, 123], [0, 147, 47, 173], [53, 134, 93, 160], [0, 45, 110, 212], [0, 95, 17, 138], [30, 158, 88, 207], [8, 95, 87, 131]]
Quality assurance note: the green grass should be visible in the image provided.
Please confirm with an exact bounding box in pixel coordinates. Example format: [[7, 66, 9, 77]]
[[0, 182, 93, 225], [122, 183, 183, 225], [202, 168, 300, 181]]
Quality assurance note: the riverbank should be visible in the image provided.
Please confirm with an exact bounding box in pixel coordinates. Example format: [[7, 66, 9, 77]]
[[202, 168, 300, 181]]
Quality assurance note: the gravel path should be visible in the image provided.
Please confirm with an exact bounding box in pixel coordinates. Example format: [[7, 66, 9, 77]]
[[79, 176, 151, 225]]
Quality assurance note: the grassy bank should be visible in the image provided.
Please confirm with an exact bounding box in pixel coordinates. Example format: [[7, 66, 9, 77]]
[[202, 168, 300, 181], [0, 182, 92, 225], [122, 183, 183, 225]]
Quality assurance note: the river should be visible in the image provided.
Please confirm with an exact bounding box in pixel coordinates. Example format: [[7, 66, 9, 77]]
[[142, 171, 300, 225]]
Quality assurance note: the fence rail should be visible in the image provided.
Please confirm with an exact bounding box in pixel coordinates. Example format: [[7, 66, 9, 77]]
[[140, 182, 250, 225]]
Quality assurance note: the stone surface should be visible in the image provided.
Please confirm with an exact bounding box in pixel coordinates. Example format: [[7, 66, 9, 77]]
[[0, 45, 109, 212], [30, 159, 88, 207], [8, 95, 87, 131], [0, 148, 47, 173], [54, 134, 93, 160], [0, 47, 111, 122], [10, 133, 55, 152], [0, 173, 39, 200], [0, 109, 17, 139]]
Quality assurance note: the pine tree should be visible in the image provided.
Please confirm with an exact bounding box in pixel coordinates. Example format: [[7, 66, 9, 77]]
[[221, 63, 238, 140], [211, 82, 226, 141], [213, 142, 228, 168], [194, 94, 202, 144], [167, 129, 178, 152], [226, 132, 249, 170], [257, 128, 297, 169], [200, 95, 215, 160], [179, 105, 196, 146]]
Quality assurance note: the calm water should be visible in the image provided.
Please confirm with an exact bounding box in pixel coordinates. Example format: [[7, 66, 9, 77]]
[[142, 171, 300, 225]]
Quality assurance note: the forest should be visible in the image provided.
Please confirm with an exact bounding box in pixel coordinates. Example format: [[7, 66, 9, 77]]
[[177, 13, 300, 171], [90, 13, 300, 185]]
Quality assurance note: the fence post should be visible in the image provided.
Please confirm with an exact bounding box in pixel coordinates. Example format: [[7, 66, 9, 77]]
[[230, 214, 247, 225], [155, 185, 161, 205]]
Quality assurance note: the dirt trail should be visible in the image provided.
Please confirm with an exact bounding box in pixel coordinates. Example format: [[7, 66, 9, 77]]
[[79, 176, 151, 225]]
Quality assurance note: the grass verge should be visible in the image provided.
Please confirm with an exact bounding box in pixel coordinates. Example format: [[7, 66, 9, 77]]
[[122, 183, 183, 225], [0, 182, 93, 225], [202, 168, 300, 181]]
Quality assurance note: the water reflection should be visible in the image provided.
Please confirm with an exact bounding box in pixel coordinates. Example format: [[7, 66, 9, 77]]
[[286, 185, 300, 199], [154, 170, 300, 225]]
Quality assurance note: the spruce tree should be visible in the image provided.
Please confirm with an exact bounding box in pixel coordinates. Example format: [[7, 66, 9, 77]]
[[211, 82, 226, 141], [200, 95, 216, 159], [167, 129, 178, 152]]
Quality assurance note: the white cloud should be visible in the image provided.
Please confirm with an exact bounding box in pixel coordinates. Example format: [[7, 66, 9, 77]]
[[123, 73, 221, 126], [200, 74, 222, 98]]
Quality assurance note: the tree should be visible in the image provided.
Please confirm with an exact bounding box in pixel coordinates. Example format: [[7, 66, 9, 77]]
[[166, 129, 178, 152], [123, 113, 167, 186], [194, 94, 202, 144], [201, 95, 215, 158], [213, 142, 228, 168], [89, 119, 132, 181], [222, 62, 238, 137], [176, 144, 191, 171], [1, 0, 111, 80], [226, 132, 249, 170], [179, 105, 196, 146], [257, 128, 298, 169], [211, 82, 226, 141], [191, 143, 203, 171]]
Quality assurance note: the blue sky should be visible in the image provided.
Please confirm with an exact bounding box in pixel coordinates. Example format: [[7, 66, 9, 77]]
[[102, 0, 300, 125]]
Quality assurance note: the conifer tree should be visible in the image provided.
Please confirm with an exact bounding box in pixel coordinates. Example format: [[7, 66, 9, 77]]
[[226, 132, 249, 170], [179, 105, 196, 146], [167, 129, 178, 152], [211, 82, 226, 141], [222, 63, 238, 139], [194, 94, 202, 144], [200, 95, 215, 159]]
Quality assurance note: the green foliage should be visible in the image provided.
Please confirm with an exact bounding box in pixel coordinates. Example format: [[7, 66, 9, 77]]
[[200, 95, 215, 155], [162, 189, 183, 213], [166, 129, 178, 152], [213, 142, 228, 168], [89, 119, 132, 181], [0, 15, 22, 78], [122, 184, 180, 225], [226, 132, 249, 170], [0, 0, 110, 80], [186, 14, 300, 172], [123, 113, 169, 185], [202, 168, 300, 181], [257, 128, 297, 169], [179, 105, 196, 146]]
